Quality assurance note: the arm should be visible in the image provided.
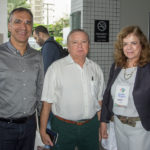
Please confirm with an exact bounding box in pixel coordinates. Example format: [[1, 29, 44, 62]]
[[100, 63, 116, 122], [99, 63, 116, 141], [100, 122, 108, 140], [97, 100, 102, 121], [36, 54, 44, 114], [97, 100, 108, 141], [99, 101, 108, 141], [40, 101, 54, 146], [40, 63, 57, 146]]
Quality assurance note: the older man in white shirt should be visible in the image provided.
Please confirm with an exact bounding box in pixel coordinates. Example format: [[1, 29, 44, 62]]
[[40, 29, 105, 150]]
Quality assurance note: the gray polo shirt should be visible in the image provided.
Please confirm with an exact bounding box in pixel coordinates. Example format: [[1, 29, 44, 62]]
[[0, 41, 44, 118]]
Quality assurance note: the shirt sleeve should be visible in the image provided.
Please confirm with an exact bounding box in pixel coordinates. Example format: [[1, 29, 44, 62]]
[[36, 54, 44, 112], [41, 63, 57, 103], [97, 65, 105, 101]]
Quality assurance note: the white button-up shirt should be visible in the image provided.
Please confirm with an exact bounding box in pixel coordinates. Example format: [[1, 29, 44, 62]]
[[41, 55, 105, 121]]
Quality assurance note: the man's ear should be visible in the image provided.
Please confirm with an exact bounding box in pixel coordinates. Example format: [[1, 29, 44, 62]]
[[38, 32, 43, 37], [8, 23, 11, 32]]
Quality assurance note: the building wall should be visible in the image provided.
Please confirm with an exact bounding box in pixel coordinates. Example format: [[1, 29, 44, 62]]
[[29, 0, 44, 24], [71, 0, 83, 28], [71, 0, 120, 82], [0, 0, 8, 43], [120, 0, 150, 38]]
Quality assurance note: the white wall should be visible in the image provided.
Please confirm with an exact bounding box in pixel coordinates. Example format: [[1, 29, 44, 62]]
[[120, 0, 150, 38], [0, 0, 8, 43]]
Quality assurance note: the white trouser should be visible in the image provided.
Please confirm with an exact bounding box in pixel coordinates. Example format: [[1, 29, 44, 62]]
[[114, 116, 150, 150]]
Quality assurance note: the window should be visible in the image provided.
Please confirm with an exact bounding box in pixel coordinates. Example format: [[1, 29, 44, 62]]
[[71, 11, 81, 29]]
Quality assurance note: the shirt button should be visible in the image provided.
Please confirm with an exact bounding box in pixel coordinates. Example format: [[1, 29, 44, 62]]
[[23, 83, 26, 86], [24, 97, 26, 100], [22, 70, 25, 72]]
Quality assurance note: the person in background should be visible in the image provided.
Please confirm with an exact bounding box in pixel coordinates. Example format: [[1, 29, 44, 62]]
[[33, 25, 61, 150], [100, 25, 150, 150], [33, 25, 61, 73], [0, 7, 44, 150], [40, 29, 105, 150]]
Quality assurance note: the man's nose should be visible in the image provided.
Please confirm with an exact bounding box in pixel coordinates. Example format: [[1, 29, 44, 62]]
[[20, 22, 27, 29], [77, 42, 82, 47]]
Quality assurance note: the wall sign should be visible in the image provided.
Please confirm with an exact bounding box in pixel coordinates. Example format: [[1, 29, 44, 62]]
[[94, 20, 109, 42]]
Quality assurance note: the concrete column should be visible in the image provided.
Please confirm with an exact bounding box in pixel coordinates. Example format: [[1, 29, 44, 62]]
[[0, 0, 8, 44]]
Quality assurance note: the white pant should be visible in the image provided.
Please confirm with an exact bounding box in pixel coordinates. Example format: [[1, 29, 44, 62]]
[[114, 116, 150, 150]]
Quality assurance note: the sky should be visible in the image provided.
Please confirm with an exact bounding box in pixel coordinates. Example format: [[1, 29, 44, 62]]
[[44, 0, 71, 21]]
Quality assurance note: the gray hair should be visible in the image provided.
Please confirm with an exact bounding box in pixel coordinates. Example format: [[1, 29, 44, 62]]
[[67, 29, 90, 44], [8, 7, 33, 24]]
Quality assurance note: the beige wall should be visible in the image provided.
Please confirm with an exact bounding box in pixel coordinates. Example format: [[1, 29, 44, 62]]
[[120, 0, 150, 38]]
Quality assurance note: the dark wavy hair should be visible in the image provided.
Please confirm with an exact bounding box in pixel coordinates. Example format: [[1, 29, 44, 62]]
[[114, 25, 150, 67], [34, 25, 49, 35]]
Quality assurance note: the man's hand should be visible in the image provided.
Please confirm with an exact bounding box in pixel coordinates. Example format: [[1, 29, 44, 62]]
[[40, 129, 54, 147], [40, 102, 53, 146]]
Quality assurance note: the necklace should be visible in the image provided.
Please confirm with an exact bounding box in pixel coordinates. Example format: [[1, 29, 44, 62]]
[[124, 67, 136, 80]]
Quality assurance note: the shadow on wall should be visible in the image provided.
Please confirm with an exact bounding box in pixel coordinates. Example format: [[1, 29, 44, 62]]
[[0, 33, 3, 44]]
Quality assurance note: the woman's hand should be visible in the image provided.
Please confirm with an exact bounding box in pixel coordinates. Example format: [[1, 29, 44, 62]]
[[99, 122, 108, 141]]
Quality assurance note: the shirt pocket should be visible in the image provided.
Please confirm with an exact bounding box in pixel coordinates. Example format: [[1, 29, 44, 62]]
[[90, 80, 98, 97]]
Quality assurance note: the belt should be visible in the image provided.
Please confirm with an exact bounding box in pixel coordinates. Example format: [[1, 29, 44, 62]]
[[116, 115, 140, 127], [0, 113, 35, 124], [55, 115, 90, 126]]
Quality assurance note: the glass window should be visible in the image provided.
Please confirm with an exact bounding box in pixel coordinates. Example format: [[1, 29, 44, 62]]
[[71, 11, 81, 29]]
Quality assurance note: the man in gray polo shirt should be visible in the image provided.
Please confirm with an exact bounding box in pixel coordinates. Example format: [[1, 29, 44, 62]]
[[0, 7, 44, 150]]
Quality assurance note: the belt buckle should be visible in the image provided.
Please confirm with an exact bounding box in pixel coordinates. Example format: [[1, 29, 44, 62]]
[[128, 118, 136, 127], [120, 116, 128, 124], [76, 120, 87, 125], [76, 122, 83, 125]]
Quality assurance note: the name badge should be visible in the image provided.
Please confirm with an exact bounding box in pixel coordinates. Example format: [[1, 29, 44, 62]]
[[114, 85, 130, 107]]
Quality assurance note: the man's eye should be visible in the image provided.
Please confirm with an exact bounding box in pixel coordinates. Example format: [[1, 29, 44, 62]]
[[82, 40, 88, 43], [14, 19, 21, 24], [72, 41, 77, 44], [25, 21, 32, 25]]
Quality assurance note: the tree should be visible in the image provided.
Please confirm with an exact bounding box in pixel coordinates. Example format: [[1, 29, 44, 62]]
[[52, 17, 70, 37], [8, 0, 30, 15], [33, 17, 70, 46]]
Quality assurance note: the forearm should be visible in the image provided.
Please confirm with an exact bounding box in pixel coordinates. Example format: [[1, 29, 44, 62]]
[[40, 101, 51, 133], [97, 100, 102, 120]]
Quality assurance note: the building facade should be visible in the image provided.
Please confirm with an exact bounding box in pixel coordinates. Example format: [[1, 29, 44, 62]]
[[28, 0, 44, 24], [71, 0, 150, 82]]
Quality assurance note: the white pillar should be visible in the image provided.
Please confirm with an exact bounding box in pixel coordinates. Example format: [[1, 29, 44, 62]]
[[0, 0, 8, 44]]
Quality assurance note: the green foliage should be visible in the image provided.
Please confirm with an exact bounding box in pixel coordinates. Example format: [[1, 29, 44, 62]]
[[53, 17, 70, 37], [55, 37, 63, 46], [8, 0, 30, 15], [33, 17, 70, 46]]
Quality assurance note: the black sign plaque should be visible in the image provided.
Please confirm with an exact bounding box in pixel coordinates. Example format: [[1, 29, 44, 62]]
[[94, 20, 109, 42]]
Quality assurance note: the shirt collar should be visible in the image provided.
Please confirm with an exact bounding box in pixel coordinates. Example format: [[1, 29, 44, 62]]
[[7, 40, 31, 56], [65, 54, 90, 66]]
